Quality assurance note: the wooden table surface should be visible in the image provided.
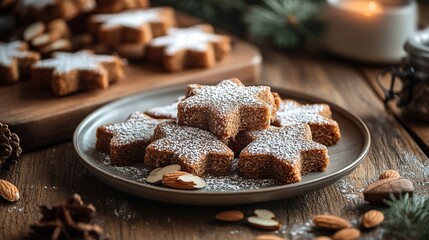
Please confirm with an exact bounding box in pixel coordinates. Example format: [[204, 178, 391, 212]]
[[2, 7, 429, 240]]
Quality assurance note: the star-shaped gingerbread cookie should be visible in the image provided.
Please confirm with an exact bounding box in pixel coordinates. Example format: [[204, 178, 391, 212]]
[[238, 124, 330, 184], [0, 41, 40, 83], [146, 24, 231, 71], [96, 112, 167, 166], [18, 0, 95, 21], [31, 50, 125, 96], [273, 99, 341, 146], [89, 7, 175, 46], [178, 78, 277, 141], [144, 122, 234, 176]]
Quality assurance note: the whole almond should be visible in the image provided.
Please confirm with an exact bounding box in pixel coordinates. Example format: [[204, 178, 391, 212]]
[[254, 234, 287, 240], [0, 180, 19, 202], [215, 210, 244, 222], [314, 237, 331, 240], [23, 21, 45, 41], [363, 178, 414, 203], [361, 210, 384, 228], [379, 170, 400, 180], [248, 216, 280, 230], [313, 215, 351, 230], [331, 227, 360, 240]]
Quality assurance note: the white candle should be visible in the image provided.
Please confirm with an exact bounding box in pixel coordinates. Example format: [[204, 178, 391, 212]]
[[323, 0, 418, 63]]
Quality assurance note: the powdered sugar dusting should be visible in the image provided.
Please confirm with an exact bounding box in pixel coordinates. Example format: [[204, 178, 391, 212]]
[[102, 112, 163, 146], [0, 41, 33, 66], [244, 125, 328, 165], [93, 8, 163, 29], [150, 25, 224, 55], [180, 79, 270, 115], [149, 122, 232, 164], [33, 50, 116, 74], [275, 100, 333, 126], [144, 97, 183, 119]]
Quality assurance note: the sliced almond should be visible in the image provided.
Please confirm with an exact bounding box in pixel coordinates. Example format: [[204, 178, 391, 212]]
[[40, 39, 72, 53], [248, 216, 280, 230], [47, 19, 70, 37], [23, 21, 45, 41], [254, 235, 286, 240], [254, 209, 276, 219], [146, 164, 181, 184], [162, 171, 206, 190], [178, 173, 206, 189], [0, 179, 19, 202], [32, 31, 64, 47], [215, 210, 244, 222]]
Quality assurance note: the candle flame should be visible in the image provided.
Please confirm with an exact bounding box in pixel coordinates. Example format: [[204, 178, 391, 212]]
[[366, 1, 381, 16]]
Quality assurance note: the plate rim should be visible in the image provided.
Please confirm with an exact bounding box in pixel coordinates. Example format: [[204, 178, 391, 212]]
[[73, 84, 371, 199]]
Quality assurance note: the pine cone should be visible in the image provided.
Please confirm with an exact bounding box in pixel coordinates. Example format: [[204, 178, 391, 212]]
[[0, 123, 22, 170], [29, 194, 107, 240]]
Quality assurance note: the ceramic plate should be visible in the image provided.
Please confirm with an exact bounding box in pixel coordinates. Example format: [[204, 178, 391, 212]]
[[73, 85, 371, 205]]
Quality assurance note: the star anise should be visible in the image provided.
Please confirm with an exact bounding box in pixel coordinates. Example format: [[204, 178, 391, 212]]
[[29, 194, 107, 240], [0, 122, 22, 170]]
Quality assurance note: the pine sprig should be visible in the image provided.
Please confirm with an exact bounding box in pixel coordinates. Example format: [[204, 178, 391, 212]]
[[244, 0, 323, 49], [383, 194, 429, 240]]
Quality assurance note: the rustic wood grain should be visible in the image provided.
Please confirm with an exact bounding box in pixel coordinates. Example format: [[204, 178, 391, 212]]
[[1, 47, 428, 240], [0, 13, 261, 150]]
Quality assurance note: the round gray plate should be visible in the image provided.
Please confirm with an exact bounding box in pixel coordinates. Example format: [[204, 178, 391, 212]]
[[73, 85, 371, 205]]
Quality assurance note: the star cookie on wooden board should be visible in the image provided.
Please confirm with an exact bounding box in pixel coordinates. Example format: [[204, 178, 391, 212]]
[[94, 0, 149, 13], [178, 78, 277, 141], [31, 50, 125, 96], [96, 112, 168, 166], [238, 124, 330, 184], [89, 7, 175, 47], [273, 99, 341, 146], [145, 122, 234, 176], [146, 24, 231, 71], [0, 41, 40, 83], [17, 0, 95, 21]]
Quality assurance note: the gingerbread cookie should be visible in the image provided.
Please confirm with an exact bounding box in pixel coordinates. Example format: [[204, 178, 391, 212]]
[[31, 50, 125, 96], [144, 96, 183, 119], [273, 100, 341, 146], [17, 0, 95, 21], [146, 24, 231, 72], [94, 0, 149, 13], [145, 122, 234, 176], [0, 41, 40, 83], [178, 78, 277, 141], [238, 124, 330, 184], [96, 112, 166, 166], [89, 7, 175, 47]]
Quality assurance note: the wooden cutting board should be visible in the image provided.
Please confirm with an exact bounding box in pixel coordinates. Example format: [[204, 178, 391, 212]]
[[0, 13, 261, 150]]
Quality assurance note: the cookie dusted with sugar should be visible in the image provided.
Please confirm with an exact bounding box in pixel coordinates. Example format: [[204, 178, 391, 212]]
[[238, 124, 330, 184], [145, 122, 234, 176], [146, 24, 231, 71], [89, 7, 175, 47], [178, 78, 277, 141], [273, 99, 341, 146], [17, 0, 95, 21], [96, 112, 167, 166], [31, 50, 125, 96], [144, 96, 183, 120], [0, 41, 40, 83], [94, 0, 149, 13]]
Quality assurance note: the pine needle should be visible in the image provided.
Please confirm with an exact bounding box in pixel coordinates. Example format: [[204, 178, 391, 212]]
[[383, 194, 429, 240]]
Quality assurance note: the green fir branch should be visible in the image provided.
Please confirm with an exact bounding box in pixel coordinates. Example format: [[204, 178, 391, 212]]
[[383, 194, 429, 240], [244, 0, 323, 49]]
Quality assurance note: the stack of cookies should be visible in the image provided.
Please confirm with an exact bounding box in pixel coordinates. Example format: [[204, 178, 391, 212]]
[[1, 0, 232, 95], [96, 78, 341, 185]]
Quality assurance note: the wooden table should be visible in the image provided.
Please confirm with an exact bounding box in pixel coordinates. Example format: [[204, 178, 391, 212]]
[[2, 10, 429, 240]]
